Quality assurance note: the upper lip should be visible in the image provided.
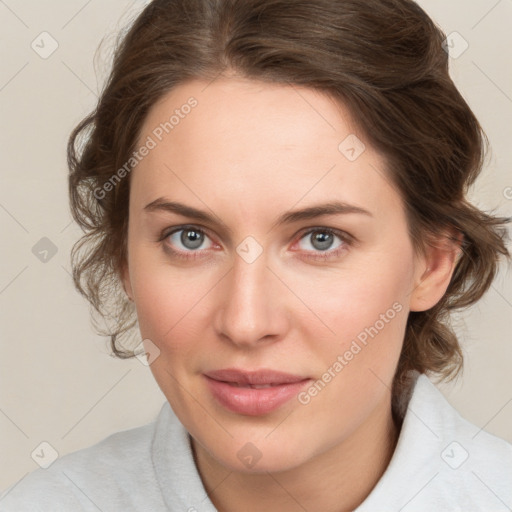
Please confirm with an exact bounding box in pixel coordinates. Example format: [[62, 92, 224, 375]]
[[204, 368, 310, 386]]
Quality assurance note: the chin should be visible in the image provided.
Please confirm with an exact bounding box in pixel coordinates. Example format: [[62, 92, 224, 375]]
[[202, 433, 316, 474]]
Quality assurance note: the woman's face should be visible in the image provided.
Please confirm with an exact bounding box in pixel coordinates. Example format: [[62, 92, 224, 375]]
[[123, 77, 430, 473]]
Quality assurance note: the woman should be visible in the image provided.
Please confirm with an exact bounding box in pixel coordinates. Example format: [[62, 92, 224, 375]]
[[1, 0, 511, 510]]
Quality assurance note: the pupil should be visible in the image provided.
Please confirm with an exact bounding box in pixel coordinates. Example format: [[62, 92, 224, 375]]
[[181, 229, 203, 249], [312, 231, 333, 251]]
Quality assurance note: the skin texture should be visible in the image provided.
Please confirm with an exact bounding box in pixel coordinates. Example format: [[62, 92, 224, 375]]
[[122, 77, 460, 512]]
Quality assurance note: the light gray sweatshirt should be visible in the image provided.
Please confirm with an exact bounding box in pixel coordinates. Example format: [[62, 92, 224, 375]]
[[1, 372, 511, 511]]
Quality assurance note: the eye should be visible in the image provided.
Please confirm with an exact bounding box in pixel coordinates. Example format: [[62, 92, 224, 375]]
[[159, 225, 353, 261], [162, 225, 215, 256], [294, 228, 351, 260]]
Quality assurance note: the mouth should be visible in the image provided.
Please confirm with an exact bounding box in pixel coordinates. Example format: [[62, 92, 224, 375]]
[[204, 367, 309, 386], [203, 368, 312, 416], [221, 382, 281, 389]]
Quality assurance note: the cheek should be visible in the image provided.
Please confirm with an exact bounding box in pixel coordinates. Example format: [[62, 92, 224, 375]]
[[128, 248, 215, 358], [132, 270, 175, 340], [295, 242, 414, 372], [130, 261, 207, 405], [307, 255, 412, 324]]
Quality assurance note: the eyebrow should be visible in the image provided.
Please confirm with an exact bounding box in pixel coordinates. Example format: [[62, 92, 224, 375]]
[[143, 198, 373, 232]]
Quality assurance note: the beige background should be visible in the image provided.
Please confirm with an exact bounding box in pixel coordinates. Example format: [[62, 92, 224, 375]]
[[1, 0, 511, 492]]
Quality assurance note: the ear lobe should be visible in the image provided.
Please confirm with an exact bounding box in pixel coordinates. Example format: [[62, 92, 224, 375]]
[[409, 230, 463, 312]]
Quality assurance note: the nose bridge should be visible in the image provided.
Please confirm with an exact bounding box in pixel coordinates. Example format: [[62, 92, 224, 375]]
[[214, 244, 284, 346]]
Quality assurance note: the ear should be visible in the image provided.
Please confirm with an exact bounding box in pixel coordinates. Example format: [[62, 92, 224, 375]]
[[409, 229, 463, 312], [121, 260, 134, 302]]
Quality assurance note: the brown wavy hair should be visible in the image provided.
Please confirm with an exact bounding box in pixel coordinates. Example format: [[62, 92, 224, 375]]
[[67, 0, 510, 402]]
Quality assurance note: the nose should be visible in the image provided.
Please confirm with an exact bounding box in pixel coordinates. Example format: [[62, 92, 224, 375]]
[[213, 246, 289, 349]]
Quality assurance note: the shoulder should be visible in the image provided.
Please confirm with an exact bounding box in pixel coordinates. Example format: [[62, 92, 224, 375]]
[[405, 374, 512, 509], [415, 373, 512, 468], [0, 409, 167, 512], [358, 373, 512, 511], [429, 378, 512, 510]]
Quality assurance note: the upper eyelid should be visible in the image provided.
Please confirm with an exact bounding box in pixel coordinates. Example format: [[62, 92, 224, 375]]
[[162, 224, 215, 242]]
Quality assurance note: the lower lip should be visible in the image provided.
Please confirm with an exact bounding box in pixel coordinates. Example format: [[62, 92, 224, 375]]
[[203, 375, 312, 416]]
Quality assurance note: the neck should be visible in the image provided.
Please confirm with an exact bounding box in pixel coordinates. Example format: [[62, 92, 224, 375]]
[[191, 397, 400, 512]]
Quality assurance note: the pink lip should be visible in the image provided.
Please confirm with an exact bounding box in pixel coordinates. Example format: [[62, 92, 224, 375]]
[[203, 368, 312, 416]]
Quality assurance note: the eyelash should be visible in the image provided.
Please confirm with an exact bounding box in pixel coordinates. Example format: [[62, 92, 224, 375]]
[[158, 225, 354, 262]]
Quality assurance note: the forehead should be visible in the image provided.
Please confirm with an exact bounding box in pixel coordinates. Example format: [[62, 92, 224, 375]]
[[138, 77, 357, 160], [131, 78, 403, 225]]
